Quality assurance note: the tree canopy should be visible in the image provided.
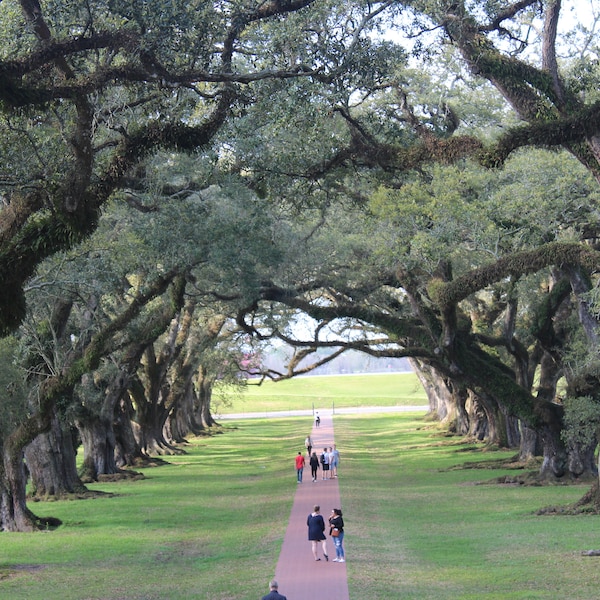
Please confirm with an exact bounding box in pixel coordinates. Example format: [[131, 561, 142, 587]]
[[2, 0, 600, 530]]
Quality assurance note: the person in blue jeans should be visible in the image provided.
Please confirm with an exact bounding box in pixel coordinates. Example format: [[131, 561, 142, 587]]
[[295, 451, 305, 483], [330, 444, 340, 478], [328, 508, 345, 562]]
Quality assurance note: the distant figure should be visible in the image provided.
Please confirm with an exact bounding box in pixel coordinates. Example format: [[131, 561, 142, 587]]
[[320, 447, 330, 480], [261, 579, 287, 600], [307, 505, 328, 561], [328, 508, 345, 562], [309, 451, 320, 482], [305, 435, 312, 455], [295, 451, 305, 483], [315, 412, 320, 427]]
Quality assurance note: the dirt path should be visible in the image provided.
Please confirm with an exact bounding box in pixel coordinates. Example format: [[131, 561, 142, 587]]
[[272, 413, 350, 600]]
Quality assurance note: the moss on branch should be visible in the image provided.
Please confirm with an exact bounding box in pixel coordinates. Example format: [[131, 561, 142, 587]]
[[430, 242, 600, 311]]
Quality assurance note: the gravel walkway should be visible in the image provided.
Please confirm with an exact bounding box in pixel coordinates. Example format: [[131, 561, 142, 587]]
[[272, 413, 350, 600]]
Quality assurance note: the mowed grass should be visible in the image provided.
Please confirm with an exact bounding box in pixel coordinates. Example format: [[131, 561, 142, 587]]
[[214, 372, 427, 414], [334, 414, 600, 599], [0, 420, 297, 600], [0, 374, 598, 599]]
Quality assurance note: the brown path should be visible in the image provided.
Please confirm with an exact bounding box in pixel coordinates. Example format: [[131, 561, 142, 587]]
[[273, 413, 350, 600]]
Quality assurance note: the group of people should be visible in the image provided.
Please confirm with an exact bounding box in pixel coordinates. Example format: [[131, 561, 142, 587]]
[[261, 506, 346, 599], [299, 437, 339, 482], [263, 419, 346, 599]]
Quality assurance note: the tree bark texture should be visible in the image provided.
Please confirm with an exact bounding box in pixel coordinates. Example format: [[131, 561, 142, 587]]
[[25, 413, 85, 497]]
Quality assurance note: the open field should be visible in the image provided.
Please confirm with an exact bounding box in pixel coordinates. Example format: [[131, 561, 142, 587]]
[[1, 374, 599, 599], [214, 372, 428, 414]]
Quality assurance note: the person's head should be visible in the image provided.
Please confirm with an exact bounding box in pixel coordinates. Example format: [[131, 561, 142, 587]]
[[323, 447, 327, 451], [313, 504, 320, 513], [312, 451, 317, 457], [269, 579, 279, 590], [329, 447, 332, 451], [333, 508, 342, 516], [298, 451, 302, 455]]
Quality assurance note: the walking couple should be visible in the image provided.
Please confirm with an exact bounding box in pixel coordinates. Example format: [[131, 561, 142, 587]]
[[306, 505, 345, 563]]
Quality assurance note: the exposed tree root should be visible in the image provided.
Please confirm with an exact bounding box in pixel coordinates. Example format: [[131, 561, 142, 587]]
[[444, 453, 543, 474], [443, 448, 598, 497], [128, 455, 168, 468], [97, 469, 146, 483], [29, 488, 113, 502], [537, 481, 600, 516], [36, 516, 63, 529]]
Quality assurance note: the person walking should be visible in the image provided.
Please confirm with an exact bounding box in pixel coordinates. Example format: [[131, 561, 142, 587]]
[[328, 508, 345, 563], [309, 451, 319, 482], [328, 447, 335, 477], [315, 412, 320, 427], [307, 505, 328, 561], [261, 579, 287, 600], [320, 447, 330, 480], [295, 451, 305, 483], [331, 444, 340, 478], [305, 435, 312, 456]]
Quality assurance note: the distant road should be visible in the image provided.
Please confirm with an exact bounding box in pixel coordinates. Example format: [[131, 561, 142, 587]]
[[217, 405, 428, 419]]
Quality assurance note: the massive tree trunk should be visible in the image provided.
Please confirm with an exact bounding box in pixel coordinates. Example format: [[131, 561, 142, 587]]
[[0, 297, 77, 528], [129, 374, 178, 455], [410, 359, 459, 425], [1, 442, 38, 532], [468, 390, 514, 446], [132, 290, 189, 455], [465, 391, 488, 441], [1, 418, 60, 531], [0, 374, 72, 530], [25, 413, 85, 497], [1, 462, 40, 531], [114, 395, 146, 467], [163, 303, 202, 443], [539, 422, 568, 480], [166, 377, 205, 443], [196, 366, 218, 428], [76, 412, 118, 482], [166, 309, 226, 439], [566, 439, 597, 480], [75, 369, 131, 480], [518, 424, 540, 462]]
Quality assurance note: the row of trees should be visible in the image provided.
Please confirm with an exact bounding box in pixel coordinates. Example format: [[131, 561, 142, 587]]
[[233, 0, 600, 484], [2, 0, 600, 531]]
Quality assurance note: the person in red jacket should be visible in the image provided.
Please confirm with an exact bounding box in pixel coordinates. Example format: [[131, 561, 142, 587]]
[[295, 451, 305, 483]]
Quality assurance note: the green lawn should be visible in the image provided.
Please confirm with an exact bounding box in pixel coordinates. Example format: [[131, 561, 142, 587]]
[[336, 413, 598, 599], [0, 375, 598, 599], [214, 372, 428, 414]]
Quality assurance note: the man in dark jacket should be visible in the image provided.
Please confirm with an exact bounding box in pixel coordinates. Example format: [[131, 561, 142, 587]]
[[261, 579, 287, 600]]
